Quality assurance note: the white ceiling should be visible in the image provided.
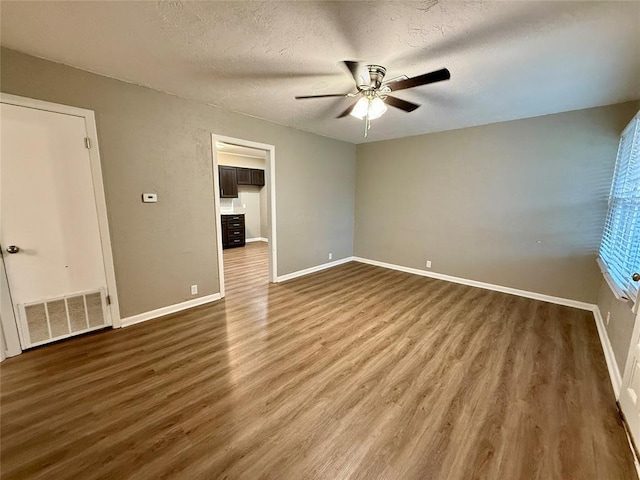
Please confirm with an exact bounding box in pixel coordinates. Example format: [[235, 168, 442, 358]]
[[1, 1, 639, 144]]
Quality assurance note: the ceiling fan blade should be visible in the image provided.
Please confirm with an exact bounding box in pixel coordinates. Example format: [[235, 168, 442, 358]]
[[337, 98, 359, 118], [384, 95, 420, 113], [387, 68, 450, 92], [343, 60, 370, 87], [295, 93, 349, 99]]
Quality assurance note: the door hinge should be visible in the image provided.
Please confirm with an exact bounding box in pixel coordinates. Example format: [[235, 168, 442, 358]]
[[84, 137, 91, 149], [106, 295, 111, 305]]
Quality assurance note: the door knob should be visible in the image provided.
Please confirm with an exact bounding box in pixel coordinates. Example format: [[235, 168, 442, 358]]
[[5, 245, 19, 254], [633, 273, 640, 282]]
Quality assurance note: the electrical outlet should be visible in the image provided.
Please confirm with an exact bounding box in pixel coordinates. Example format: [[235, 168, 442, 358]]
[[329, 253, 333, 260], [191, 284, 198, 295], [606, 311, 611, 325], [426, 260, 432, 268]]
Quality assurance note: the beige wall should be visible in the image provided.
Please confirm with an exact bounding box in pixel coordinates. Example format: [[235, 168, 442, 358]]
[[355, 101, 640, 303], [1, 48, 356, 318]]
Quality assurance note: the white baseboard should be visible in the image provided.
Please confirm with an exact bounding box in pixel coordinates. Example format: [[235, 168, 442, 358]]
[[276, 256, 354, 283], [351, 257, 596, 311], [246, 237, 268, 243], [120, 293, 222, 328], [592, 306, 622, 398]]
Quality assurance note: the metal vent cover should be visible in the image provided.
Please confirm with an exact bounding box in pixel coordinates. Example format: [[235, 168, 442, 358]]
[[19, 289, 108, 348]]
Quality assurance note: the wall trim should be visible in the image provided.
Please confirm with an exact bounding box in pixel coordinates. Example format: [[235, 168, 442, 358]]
[[351, 256, 596, 311], [276, 256, 354, 283], [120, 293, 222, 328], [593, 306, 623, 398], [246, 237, 268, 243]]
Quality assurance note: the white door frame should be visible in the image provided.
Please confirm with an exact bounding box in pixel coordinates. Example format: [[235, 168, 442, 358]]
[[622, 298, 640, 385], [211, 134, 277, 297], [0, 254, 21, 358], [0, 93, 121, 358]]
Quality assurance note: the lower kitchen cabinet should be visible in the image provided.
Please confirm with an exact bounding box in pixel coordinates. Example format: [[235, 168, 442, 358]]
[[221, 214, 245, 249]]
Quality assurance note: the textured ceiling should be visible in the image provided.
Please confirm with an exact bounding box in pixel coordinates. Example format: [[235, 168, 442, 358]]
[[1, 1, 639, 144]]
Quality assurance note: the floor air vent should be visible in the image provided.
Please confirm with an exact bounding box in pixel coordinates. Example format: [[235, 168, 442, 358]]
[[19, 289, 108, 348]]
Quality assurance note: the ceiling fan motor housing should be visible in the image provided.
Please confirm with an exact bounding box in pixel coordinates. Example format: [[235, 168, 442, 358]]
[[361, 65, 387, 91]]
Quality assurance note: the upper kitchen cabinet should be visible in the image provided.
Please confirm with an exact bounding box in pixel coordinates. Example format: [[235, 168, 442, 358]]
[[219, 166, 238, 198], [218, 166, 265, 198], [236, 167, 252, 185], [251, 169, 265, 186]]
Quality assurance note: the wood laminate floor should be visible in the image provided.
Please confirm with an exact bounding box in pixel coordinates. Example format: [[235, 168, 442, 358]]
[[1, 243, 636, 479]]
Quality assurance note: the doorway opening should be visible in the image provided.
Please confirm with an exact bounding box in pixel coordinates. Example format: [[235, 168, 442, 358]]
[[211, 135, 276, 298]]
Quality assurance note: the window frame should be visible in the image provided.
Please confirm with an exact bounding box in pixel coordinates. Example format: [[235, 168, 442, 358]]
[[598, 110, 640, 304]]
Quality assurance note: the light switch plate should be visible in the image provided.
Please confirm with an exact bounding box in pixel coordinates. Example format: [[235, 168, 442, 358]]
[[142, 193, 158, 203]]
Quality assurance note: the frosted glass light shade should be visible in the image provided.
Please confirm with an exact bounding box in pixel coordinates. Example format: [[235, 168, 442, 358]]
[[368, 97, 388, 119], [350, 97, 370, 119], [350, 96, 388, 120]]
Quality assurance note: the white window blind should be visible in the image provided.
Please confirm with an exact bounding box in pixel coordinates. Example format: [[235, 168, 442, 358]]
[[599, 111, 640, 300]]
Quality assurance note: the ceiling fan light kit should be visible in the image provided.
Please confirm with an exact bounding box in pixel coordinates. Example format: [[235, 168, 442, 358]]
[[351, 96, 387, 120], [350, 95, 388, 137], [295, 61, 451, 138]]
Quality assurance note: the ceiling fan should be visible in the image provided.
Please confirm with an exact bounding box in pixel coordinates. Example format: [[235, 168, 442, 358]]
[[295, 61, 451, 137]]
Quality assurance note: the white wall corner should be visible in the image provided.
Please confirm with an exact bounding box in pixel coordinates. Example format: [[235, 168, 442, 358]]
[[592, 306, 622, 399], [120, 293, 222, 328]]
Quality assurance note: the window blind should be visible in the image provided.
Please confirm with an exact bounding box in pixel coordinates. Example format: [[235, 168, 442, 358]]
[[599, 111, 640, 300]]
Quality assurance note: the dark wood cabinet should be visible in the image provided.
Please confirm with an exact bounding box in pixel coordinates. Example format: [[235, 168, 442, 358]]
[[219, 166, 238, 198], [219, 166, 265, 198], [250, 169, 265, 186], [236, 168, 252, 185], [221, 214, 245, 249]]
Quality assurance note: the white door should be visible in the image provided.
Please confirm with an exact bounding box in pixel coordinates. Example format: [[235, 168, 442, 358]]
[[619, 281, 640, 444], [1, 102, 112, 349]]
